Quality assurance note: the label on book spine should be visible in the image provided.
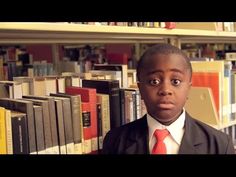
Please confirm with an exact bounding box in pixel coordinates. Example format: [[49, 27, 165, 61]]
[[82, 112, 91, 127]]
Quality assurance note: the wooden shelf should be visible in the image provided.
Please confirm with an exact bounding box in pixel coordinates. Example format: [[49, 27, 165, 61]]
[[1, 22, 236, 44]]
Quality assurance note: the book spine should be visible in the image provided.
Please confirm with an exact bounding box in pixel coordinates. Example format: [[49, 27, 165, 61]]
[[11, 114, 29, 154], [33, 106, 45, 154], [96, 102, 102, 151], [62, 99, 75, 154], [48, 99, 60, 154], [71, 96, 83, 154], [119, 89, 126, 125], [5, 109, 13, 154], [25, 103, 37, 154], [0, 99, 37, 154], [0, 107, 7, 154], [40, 102, 53, 154], [89, 90, 98, 154], [54, 100, 67, 154], [81, 102, 92, 154]]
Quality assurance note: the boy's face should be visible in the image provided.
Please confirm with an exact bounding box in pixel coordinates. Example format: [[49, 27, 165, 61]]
[[138, 53, 192, 125]]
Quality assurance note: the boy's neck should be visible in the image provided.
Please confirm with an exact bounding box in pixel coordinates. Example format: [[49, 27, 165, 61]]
[[150, 110, 184, 126]]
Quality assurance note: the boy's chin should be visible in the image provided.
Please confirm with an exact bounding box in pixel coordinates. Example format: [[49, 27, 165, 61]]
[[152, 111, 180, 124]]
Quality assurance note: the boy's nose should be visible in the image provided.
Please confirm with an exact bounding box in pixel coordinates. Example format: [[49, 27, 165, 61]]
[[157, 83, 173, 96]]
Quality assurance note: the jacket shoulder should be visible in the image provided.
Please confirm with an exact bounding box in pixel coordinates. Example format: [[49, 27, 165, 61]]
[[102, 116, 147, 154], [186, 113, 235, 154]]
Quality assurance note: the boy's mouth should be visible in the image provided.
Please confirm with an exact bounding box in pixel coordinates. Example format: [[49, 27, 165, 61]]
[[156, 101, 174, 109]]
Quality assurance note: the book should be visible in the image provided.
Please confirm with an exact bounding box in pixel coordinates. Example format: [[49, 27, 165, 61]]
[[20, 98, 54, 154], [13, 76, 34, 95], [0, 98, 37, 154], [56, 76, 66, 93], [96, 93, 110, 150], [127, 69, 137, 87], [191, 72, 220, 117], [44, 76, 57, 96], [96, 102, 102, 151], [22, 95, 59, 154], [65, 87, 97, 153], [0, 81, 23, 99], [49, 96, 74, 154], [33, 105, 45, 154], [81, 102, 92, 154], [191, 61, 224, 123], [32, 77, 46, 96], [11, 111, 29, 154], [5, 109, 13, 154], [90, 70, 122, 87], [50, 93, 83, 154], [93, 64, 128, 88], [0, 107, 7, 154], [184, 87, 219, 126], [54, 99, 66, 154], [82, 79, 121, 129]]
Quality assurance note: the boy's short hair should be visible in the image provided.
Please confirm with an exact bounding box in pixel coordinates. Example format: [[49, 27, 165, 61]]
[[136, 43, 192, 81]]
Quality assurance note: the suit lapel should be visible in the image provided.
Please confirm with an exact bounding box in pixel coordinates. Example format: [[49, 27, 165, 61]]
[[124, 116, 149, 154], [179, 113, 205, 154], [122, 113, 206, 154]]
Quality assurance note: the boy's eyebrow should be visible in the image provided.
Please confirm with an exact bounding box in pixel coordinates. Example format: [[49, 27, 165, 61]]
[[147, 68, 184, 75]]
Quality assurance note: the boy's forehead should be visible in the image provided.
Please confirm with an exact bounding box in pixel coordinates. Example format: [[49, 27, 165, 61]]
[[139, 53, 191, 76], [144, 53, 187, 67]]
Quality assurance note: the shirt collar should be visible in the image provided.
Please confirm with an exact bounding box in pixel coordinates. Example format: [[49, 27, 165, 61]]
[[147, 109, 186, 145]]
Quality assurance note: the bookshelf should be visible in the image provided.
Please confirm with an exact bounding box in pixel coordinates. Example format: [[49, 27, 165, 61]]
[[1, 22, 236, 44], [1, 22, 236, 153]]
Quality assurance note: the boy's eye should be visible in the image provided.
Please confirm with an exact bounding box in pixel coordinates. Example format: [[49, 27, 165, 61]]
[[149, 79, 161, 86], [171, 79, 181, 86]]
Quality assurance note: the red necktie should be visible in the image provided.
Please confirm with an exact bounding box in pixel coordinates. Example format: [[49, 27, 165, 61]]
[[152, 129, 169, 154]]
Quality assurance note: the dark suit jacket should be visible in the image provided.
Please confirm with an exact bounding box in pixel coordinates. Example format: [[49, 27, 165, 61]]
[[102, 113, 235, 154]]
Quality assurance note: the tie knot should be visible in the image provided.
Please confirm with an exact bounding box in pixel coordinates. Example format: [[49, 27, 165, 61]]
[[154, 129, 169, 141]]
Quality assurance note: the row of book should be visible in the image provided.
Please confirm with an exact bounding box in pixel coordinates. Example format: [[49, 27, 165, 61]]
[[3, 60, 236, 127], [2, 60, 236, 153], [68, 22, 236, 31], [0, 69, 146, 154], [0, 59, 55, 82], [3, 59, 236, 127], [68, 22, 176, 29]]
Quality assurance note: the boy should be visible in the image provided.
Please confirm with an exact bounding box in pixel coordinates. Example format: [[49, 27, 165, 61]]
[[102, 43, 235, 154]]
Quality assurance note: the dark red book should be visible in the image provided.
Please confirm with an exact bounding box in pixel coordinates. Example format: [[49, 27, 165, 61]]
[[81, 79, 121, 129], [66, 87, 98, 153], [81, 102, 92, 154]]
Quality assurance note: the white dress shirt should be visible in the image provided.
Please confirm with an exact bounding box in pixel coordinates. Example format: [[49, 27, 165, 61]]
[[147, 109, 186, 154]]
